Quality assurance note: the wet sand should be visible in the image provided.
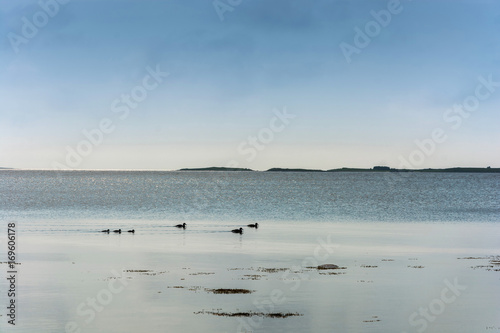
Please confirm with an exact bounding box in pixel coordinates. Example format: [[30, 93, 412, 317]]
[[1, 220, 499, 333]]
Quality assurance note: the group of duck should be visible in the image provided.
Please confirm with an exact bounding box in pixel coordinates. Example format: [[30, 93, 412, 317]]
[[101, 229, 134, 234], [174, 222, 258, 234], [229, 223, 259, 234], [100, 223, 259, 234]]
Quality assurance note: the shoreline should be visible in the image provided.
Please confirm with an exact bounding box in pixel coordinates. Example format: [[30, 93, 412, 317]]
[[1, 167, 499, 173]]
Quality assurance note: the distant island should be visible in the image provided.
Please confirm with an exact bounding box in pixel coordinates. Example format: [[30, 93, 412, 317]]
[[178, 166, 499, 173], [266, 168, 325, 173], [328, 167, 500, 173], [179, 167, 253, 172], [2, 166, 497, 173]]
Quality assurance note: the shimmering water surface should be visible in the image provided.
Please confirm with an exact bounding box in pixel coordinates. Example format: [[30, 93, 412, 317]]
[[1, 170, 499, 223], [0, 170, 499, 333]]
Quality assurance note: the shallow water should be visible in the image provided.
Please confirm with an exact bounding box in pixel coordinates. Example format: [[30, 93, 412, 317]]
[[0, 171, 499, 332], [1, 221, 499, 333]]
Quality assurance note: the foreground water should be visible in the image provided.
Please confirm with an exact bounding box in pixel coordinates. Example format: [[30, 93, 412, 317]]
[[0, 171, 499, 332]]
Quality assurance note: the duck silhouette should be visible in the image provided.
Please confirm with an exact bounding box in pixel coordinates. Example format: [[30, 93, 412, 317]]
[[231, 227, 243, 234], [175, 223, 186, 229], [101, 229, 110, 233], [127, 229, 135, 233], [113, 229, 121, 234], [247, 223, 259, 228]]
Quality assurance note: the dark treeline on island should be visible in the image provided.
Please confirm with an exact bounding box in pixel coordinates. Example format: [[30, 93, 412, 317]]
[[267, 168, 325, 173], [1, 166, 498, 173], [178, 166, 500, 173], [178, 167, 253, 172]]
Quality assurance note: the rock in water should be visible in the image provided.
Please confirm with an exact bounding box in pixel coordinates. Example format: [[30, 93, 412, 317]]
[[317, 264, 340, 270]]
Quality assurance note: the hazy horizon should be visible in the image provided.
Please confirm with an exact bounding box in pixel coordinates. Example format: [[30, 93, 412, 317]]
[[0, 165, 498, 172], [1, 0, 499, 170]]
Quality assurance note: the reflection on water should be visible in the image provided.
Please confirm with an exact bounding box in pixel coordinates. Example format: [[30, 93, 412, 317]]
[[1, 221, 499, 333]]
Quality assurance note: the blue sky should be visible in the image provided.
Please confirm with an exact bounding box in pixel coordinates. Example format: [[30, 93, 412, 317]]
[[1, 0, 499, 170]]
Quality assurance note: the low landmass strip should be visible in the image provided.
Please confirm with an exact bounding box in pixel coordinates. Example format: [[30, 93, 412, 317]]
[[266, 168, 325, 172], [178, 166, 499, 173], [2, 167, 497, 173], [179, 167, 253, 172]]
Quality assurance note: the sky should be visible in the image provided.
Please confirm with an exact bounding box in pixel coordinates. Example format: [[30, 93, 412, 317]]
[[1, 0, 499, 170]]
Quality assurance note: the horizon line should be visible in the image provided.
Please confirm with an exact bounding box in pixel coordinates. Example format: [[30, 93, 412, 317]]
[[1, 165, 498, 172]]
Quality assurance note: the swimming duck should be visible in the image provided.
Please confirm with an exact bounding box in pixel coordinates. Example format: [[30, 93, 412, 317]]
[[127, 229, 135, 233], [101, 229, 110, 233], [113, 229, 121, 234], [231, 227, 243, 234], [175, 223, 186, 228], [247, 223, 259, 228]]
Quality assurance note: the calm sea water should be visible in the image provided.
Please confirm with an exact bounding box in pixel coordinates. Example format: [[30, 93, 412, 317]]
[[1, 170, 499, 333], [0, 170, 498, 223]]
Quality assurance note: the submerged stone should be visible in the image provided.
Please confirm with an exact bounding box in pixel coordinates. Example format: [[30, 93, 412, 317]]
[[317, 264, 340, 270]]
